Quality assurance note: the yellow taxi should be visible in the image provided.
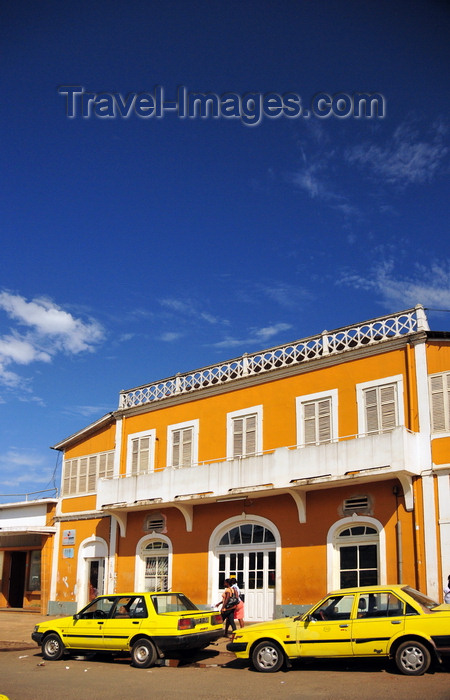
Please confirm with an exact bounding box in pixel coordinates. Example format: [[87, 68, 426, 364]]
[[227, 585, 450, 675], [32, 592, 223, 668]]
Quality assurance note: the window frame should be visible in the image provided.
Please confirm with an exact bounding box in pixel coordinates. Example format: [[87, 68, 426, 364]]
[[226, 405, 263, 459], [356, 375, 404, 437], [296, 390, 338, 446], [126, 429, 156, 476], [429, 371, 450, 436], [166, 419, 199, 468]]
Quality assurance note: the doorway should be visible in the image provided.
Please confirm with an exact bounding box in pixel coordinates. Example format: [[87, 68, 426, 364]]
[[8, 552, 27, 608]]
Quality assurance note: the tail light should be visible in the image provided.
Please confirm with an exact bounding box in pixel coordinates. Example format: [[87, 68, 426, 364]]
[[211, 614, 223, 625], [177, 617, 195, 630]]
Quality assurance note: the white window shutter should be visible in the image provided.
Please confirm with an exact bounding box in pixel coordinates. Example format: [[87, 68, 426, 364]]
[[430, 374, 447, 431]]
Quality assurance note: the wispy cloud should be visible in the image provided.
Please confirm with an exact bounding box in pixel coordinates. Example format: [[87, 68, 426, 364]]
[[210, 322, 292, 349], [0, 291, 105, 391], [0, 448, 54, 491], [159, 297, 224, 325], [339, 260, 450, 309], [346, 118, 449, 187]]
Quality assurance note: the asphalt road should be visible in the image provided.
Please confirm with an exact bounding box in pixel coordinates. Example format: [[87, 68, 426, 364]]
[[1, 647, 450, 700]]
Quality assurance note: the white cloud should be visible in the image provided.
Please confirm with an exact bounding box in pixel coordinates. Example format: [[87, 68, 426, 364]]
[[339, 260, 450, 309], [0, 291, 105, 390], [346, 119, 449, 188], [0, 448, 53, 492], [210, 322, 292, 349]]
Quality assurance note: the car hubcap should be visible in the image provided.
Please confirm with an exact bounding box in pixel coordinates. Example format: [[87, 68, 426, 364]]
[[258, 646, 278, 668], [136, 645, 149, 662], [47, 640, 59, 655], [402, 646, 423, 671]]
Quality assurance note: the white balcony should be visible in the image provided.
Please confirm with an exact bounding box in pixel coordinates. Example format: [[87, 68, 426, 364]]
[[97, 427, 428, 533]]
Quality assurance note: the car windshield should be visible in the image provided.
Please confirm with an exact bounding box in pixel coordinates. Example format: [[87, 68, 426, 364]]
[[403, 586, 439, 611], [150, 593, 198, 613]]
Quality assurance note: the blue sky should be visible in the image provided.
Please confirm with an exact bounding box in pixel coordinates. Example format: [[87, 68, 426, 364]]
[[1, 0, 449, 500]]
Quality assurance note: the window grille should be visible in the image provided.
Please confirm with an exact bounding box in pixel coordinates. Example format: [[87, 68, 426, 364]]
[[343, 497, 370, 514]]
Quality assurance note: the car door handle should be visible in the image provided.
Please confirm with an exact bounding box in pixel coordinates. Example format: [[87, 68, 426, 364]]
[[97, 622, 104, 625], [391, 620, 402, 625], [339, 624, 349, 628], [132, 621, 139, 625]]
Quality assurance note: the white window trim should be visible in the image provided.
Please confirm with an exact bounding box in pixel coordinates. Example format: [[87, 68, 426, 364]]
[[356, 374, 404, 437], [429, 371, 450, 438], [296, 389, 338, 446], [166, 419, 199, 468], [134, 533, 172, 592], [326, 516, 386, 591], [226, 405, 263, 459], [126, 429, 156, 476]]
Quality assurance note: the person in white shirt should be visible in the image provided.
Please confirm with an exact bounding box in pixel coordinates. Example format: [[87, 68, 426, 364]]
[[444, 574, 450, 604]]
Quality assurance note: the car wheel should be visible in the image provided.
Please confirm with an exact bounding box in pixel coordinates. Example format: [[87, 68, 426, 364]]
[[395, 640, 431, 676], [131, 638, 157, 668], [42, 633, 65, 661], [252, 640, 285, 673]]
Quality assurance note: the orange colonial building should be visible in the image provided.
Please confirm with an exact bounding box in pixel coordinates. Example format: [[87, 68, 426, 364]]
[[49, 306, 450, 620]]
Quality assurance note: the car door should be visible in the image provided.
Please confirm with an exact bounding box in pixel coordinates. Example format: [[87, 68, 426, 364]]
[[351, 591, 405, 657], [296, 594, 355, 657], [101, 596, 147, 651], [66, 596, 117, 651]]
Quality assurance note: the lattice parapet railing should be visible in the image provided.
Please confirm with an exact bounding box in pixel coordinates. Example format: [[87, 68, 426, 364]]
[[119, 305, 429, 409]]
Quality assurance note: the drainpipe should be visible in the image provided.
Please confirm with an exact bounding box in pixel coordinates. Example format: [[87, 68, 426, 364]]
[[394, 485, 403, 584]]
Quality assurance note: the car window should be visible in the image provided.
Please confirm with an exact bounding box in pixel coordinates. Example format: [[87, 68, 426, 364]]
[[78, 596, 116, 619], [402, 586, 439, 613], [112, 596, 148, 619], [151, 593, 198, 613], [311, 594, 354, 621], [356, 592, 403, 618]]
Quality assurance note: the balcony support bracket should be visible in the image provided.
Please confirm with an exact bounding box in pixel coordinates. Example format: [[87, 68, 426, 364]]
[[174, 504, 193, 532], [287, 489, 306, 523], [397, 474, 414, 511]]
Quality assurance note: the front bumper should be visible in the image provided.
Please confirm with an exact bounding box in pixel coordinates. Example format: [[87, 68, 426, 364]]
[[32, 631, 44, 645], [154, 628, 223, 651]]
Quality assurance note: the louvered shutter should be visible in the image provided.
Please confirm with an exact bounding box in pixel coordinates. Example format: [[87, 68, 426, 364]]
[[233, 418, 244, 457], [364, 388, 379, 434], [181, 428, 193, 467], [63, 460, 72, 496], [172, 430, 180, 466], [318, 399, 332, 443], [304, 402, 317, 444], [131, 436, 150, 475], [430, 374, 447, 431], [87, 456, 97, 491], [245, 415, 257, 455], [78, 457, 87, 492], [379, 385, 396, 430]]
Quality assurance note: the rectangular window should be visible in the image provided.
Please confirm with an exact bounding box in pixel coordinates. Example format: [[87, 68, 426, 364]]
[[357, 376, 404, 437], [296, 390, 338, 446], [126, 430, 156, 476], [227, 406, 263, 459], [167, 420, 199, 468], [62, 451, 114, 496], [429, 372, 450, 433], [28, 550, 41, 591]]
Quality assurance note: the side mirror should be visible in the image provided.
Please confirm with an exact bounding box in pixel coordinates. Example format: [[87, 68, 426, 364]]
[[73, 613, 80, 620]]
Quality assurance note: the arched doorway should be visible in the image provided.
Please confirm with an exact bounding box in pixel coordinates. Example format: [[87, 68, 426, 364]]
[[135, 535, 172, 592], [77, 537, 108, 608], [327, 517, 385, 591], [210, 517, 280, 622]]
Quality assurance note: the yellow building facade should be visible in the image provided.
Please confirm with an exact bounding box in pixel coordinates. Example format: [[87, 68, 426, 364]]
[[49, 306, 450, 620]]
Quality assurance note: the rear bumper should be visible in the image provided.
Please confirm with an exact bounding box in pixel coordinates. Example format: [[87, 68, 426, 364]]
[[154, 628, 223, 651]]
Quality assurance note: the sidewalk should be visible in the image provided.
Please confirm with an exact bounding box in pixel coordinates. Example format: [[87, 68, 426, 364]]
[[0, 611, 236, 667]]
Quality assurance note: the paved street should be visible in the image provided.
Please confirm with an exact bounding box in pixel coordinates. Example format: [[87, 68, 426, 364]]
[[1, 611, 450, 699]]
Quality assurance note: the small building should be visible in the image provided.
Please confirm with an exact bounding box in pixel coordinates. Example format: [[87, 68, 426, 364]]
[[49, 306, 450, 619], [0, 498, 57, 613]]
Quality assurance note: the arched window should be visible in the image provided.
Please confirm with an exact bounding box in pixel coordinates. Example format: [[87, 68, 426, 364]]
[[337, 525, 379, 588], [135, 535, 172, 592], [327, 517, 385, 591]]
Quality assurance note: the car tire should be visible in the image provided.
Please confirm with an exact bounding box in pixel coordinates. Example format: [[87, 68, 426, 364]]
[[251, 640, 285, 673], [131, 638, 157, 668], [395, 640, 431, 676], [42, 633, 65, 661]]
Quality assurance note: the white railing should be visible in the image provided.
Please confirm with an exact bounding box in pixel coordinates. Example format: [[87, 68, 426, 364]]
[[97, 427, 426, 509], [119, 306, 429, 409]]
